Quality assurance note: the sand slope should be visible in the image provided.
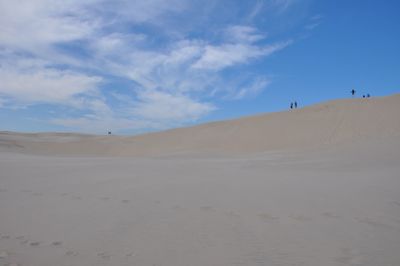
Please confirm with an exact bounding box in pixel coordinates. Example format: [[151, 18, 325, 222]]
[[1, 95, 400, 266], [1, 94, 400, 156]]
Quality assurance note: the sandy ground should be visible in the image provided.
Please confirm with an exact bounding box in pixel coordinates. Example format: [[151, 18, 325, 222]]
[[1, 94, 399, 157], [1, 142, 400, 266], [1, 95, 400, 266]]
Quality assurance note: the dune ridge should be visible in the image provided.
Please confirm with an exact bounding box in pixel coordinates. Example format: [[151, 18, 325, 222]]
[[1, 94, 400, 156], [1, 95, 400, 266]]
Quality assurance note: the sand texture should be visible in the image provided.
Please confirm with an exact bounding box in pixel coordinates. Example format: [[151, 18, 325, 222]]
[[1, 95, 400, 266], [1, 94, 400, 156]]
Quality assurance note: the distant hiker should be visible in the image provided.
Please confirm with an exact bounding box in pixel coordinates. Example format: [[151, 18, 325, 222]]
[[294, 101, 298, 108], [290, 102, 293, 109], [363, 95, 366, 98], [351, 89, 356, 97], [108, 131, 112, 135], [367, 94, 370, 98]]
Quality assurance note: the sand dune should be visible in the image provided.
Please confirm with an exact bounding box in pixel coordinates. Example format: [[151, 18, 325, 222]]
[[1, 95, 400, 266], [1, 94, 400, 156]]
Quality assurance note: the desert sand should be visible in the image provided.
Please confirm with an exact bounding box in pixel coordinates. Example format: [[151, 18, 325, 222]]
[[1, 95, 400, 266]]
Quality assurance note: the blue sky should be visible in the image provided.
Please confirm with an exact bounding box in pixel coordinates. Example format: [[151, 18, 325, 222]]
[[0, 0, 399, 134]]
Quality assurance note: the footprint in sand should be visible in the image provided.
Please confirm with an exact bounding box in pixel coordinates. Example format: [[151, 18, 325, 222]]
[[15, 236, 25, 240], [29, 241, 41, 247], [100, 197, 110, 201], [200, 206, 215, 212], [125, 252, 136, 257], [322, 212, 341, 219], [225, 211, 241, 218], [5, 263, 20, 266], [171, 205, 184, 211], [121, 200, 130, 204], [65, 250, 79, 257], [97, 252, 112, 260], [19, 240, 29, 245], [32, 192, 43, 197], [71, 196, 82, 200], [355, 217, 389, 229], [334, 248, 363, 265], [289, 214, 312, 222], [258, 213, 279, 222], [51, 241, 63, 247], [1, 235, 11, 240]]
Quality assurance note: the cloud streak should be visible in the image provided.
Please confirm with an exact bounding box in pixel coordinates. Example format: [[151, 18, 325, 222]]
[[0, 0, 295, 133]]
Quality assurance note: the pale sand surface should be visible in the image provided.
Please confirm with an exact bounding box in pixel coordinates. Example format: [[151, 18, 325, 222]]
[[1, 94, 399, 156], [1, 95, 400, 266]]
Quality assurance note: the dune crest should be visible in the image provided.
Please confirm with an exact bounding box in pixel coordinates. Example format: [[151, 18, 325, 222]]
[[1, 94, 400, 156]]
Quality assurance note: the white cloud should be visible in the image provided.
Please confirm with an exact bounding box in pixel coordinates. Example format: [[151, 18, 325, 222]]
[[131, 90, 215, 122], [305, 14, 323, 31], [0, 0, 295, 133], [232, 77, 271, 99], [0, 59, 102, 105], [225, 25, 265, 43], [192, 41, 290, 71], [0, 0, 99, 53], [248, 0, 265, 20]]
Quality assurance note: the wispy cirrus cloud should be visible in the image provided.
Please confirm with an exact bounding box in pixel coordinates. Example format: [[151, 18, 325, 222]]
[[0, 58, 101, 105], [304, 14, 323, 30], [0, 0, 298, 133], [192, 41, 290, 71]]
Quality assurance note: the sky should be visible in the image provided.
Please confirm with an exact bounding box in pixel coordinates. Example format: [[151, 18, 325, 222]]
[[0, 0, 399, 134]]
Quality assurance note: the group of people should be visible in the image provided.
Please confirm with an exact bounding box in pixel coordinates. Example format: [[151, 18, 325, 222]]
[[289, 89, 372, 111], [351, 89, 371, 98], [290, 101, 298, 109]]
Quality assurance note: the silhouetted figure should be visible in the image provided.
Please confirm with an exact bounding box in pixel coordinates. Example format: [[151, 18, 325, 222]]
[[294, 101, 298, 108], [290, 102, 293, 109], [363, 95, 365, 98], [108, 131, 112, 135], [351, 89, 356, 97], [367, 94, 370, 98]]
